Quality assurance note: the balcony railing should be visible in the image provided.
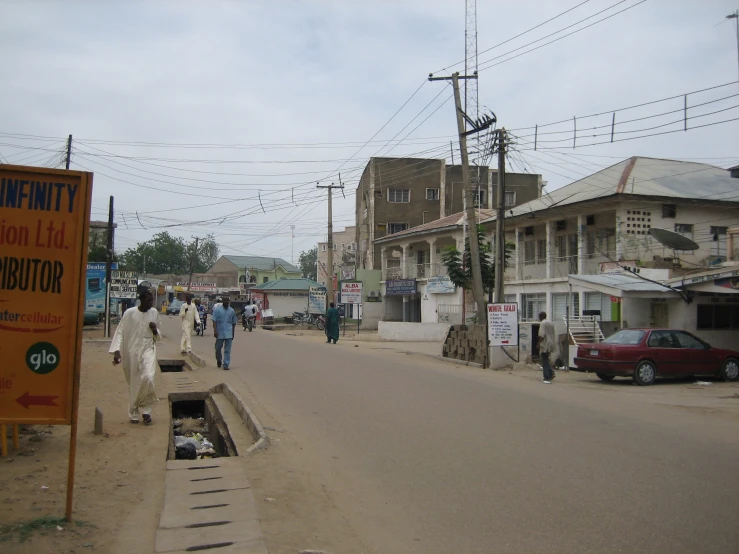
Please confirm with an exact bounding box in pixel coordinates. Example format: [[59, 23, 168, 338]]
[[383, 262, 449, 281]]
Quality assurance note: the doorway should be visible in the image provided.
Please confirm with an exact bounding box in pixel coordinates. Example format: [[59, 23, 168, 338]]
[[650, 302, 668, 327]]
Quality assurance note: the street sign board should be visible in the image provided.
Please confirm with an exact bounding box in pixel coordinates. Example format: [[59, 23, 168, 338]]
[[385, 279, 416, 296], [487, 303, 519, 347], [426, 275, 455, 294], [308, 286, 327, 313], [110, 270, 138, 299], [340, 281, 362, 304], [0, 165, 93, 424]]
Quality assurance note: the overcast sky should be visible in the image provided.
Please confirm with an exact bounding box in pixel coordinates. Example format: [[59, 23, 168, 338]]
[[1, 0, 738, 265]]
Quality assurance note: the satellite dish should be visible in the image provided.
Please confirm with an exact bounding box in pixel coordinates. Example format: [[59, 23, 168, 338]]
[[648, 228, 699, 251]]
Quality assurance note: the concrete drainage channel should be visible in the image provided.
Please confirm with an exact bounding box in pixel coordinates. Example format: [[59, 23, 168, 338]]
[[156, 359, 269, 553]]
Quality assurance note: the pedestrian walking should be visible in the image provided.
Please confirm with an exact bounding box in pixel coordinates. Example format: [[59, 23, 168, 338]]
[[537, 311, 557, 384], [195, 298, 207, 330], [179, 295, 199, 354], [109, 290, 160, 425], [212, 296, 237, 370], [325, 302, 340, 344]]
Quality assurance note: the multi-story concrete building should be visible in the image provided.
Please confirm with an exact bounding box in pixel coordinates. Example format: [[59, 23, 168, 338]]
[[316, 226, 356, 288], [355, 157, 541, 271], [374, 157, 739, 354]]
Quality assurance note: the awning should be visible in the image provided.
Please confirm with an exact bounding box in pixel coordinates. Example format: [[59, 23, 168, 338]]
[[568, 273, 677, 298]]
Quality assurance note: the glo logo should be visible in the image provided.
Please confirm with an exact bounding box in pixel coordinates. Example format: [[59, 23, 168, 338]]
[[26, 342, 60, 375]]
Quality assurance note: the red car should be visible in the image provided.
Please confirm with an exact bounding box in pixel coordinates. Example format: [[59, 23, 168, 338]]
[[575, 329, 739, 386]]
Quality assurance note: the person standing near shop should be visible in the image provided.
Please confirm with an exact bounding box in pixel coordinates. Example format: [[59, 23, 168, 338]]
[[212, 296, 237, 370], [537, 311, 557, 384], [325, 302, 340, 344]]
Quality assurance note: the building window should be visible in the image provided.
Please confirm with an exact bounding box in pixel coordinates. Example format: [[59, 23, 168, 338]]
[[473, 189, 486, 207], [662, 204, 677, 218], [536, 239, 546, 264], [697, 304, 739, 330], [555, 235, 567, 260], [522, 293, 546, 321], [321, 244, 327, 252], [426, 188, 440, 200], [388, 188, 410, 203], [675, 223, 694, 239], [552, 293, 580, 321], [586, 215, 595, 226], [710, 226, 728, 236], [363, 208, 368, 220], [388, 222, 410, 234], [556, 220, 567, 231], [504, 191, 517, 207], [524, 240, 536, 265], [263, 276, 269, 283], [586, 230, 596, 258], [333, 244, 337, 250], [524, 226, 534, 236]]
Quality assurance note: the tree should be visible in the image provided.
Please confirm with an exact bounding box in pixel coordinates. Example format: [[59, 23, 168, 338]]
[[87, 229, 116, 263], [298, 247, 318, 281], [441, 225, 513, 295], [119, 232, 219, 274]]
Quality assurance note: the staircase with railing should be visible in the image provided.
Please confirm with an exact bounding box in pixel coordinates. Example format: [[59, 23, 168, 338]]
[[565, 315, 605, 345]]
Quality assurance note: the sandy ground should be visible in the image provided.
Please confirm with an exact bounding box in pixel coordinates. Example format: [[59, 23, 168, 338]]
[[0, 325, 170, 554]]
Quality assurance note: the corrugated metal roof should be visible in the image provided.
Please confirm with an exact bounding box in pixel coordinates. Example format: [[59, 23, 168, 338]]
[[569, 272, 674, 293], [481, 157, 738, 224], [252, 278, 321, 291], [222, 255, 300, 273], [375, 209, 495, 243]]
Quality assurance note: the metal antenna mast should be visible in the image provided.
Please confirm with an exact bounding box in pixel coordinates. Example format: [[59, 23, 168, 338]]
[[465, 0, 479, 160]]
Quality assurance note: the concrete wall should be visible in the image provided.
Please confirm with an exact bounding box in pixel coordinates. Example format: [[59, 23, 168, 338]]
[[669, 295, 739, 350], [360, 301, 383, 330], [621, 297, 652, 328], [264, 293, 308, 319], [378, 321, 450, 342]]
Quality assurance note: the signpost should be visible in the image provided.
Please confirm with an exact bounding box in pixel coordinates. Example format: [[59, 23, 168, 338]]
[[340, 281, 362, 304], [385, 279, 416, 296], [308, 286, 327, 314], [0, 164, 93, 521], [110, 270, 138, 299], [487, 303, 519, 347]]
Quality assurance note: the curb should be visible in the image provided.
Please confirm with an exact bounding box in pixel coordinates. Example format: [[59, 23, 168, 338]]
[[188, 350, 206, 367], [210, 382, 269, 455]]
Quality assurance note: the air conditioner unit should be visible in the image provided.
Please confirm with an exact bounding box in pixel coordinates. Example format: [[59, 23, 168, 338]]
[[368, 290, 380, 298]]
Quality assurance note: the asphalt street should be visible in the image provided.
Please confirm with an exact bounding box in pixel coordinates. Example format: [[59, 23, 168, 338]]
[[167, 317, 739, 553]]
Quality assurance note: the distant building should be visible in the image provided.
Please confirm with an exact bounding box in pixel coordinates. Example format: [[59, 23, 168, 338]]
[[206, 255, 301, 290], [355, 157, 541, 271], [251, 278, 322, 318], [317, 226, 356, 288]]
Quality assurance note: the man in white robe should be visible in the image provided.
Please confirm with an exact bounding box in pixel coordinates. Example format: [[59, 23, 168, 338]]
[[110, 290, 161, 424], [179, 295, 198, 354]]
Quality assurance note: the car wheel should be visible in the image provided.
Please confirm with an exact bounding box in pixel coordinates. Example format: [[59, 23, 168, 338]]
[[633, 360, 657, 386], [719, 357, 739, 382], [596, 372, 615, 382]]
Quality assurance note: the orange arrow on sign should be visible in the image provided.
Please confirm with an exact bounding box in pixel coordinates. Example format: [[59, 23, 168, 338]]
[[16, 392, 59, 409]]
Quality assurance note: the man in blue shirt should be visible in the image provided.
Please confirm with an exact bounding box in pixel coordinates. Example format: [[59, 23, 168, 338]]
[[212, 297, 237, 370]]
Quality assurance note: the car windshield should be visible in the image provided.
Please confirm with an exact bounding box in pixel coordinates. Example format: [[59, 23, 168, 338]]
[[602, 329, 646, 345]]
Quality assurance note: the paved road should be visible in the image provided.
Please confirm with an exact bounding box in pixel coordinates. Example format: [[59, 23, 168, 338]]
[[168, 318, 739, 553]]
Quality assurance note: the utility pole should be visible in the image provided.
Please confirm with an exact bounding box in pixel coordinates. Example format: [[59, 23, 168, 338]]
[[727, 10, 739, 87], [290, 225, 296, 266], [104, 196, 114, 338], [317, 182, 343, 305], [65, 135, 72, 170], [494, 128, 507, 303], [429, 71, 487, 324], [188, 237, 201, 292]]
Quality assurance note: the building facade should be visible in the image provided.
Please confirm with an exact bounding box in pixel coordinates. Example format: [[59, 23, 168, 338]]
[[206, 255, 302, 290], [317, 226, 357, 288], [355, 157, 541, 271]]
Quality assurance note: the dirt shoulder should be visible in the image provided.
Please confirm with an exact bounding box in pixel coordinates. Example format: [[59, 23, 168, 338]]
[[0, 326, 177, 554]]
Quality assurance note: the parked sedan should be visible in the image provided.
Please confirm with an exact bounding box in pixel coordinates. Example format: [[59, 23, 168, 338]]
[[166, 299, 185, 316], [575, 328, 739, 386]]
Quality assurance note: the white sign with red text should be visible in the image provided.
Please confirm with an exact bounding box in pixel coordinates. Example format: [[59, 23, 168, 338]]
[[487, 303, 519, 347], [340, 282, 363, 304]]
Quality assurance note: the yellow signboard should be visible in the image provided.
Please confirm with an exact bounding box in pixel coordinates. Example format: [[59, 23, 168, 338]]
[[0, 165, 92, 424]]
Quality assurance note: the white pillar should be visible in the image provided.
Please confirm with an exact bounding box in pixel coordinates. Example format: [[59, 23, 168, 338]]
[[546, 220, 555, 279], [429, 238, 437, 276], [368, 160, 376, 270], [615, 211, 623, 261], [439, 160, 447, 218], [401, 243, 409, 279], [381, 248, 388, 281], [514, 227, 523, 281], [577, 214, 585, 275]]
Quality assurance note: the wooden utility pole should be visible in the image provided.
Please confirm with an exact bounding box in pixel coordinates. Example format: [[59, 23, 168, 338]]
[[494, 128, 507, 303], [317, 182, 343, 305], [188, 236, 201, 292], [429, 71, 486, 324], [104, 196, 114, 338], [65, 135, 72, 170]]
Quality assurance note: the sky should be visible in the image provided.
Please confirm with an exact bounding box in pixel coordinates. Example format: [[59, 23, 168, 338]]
[[1, 0, 738, 266]]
